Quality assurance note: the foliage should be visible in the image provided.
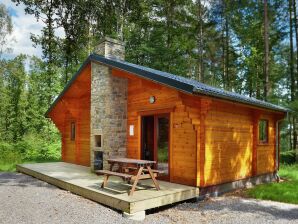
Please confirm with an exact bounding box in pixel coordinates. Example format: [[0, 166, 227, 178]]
[[247, 164, 298, 204], [280, 151, 296, 164], [0, 133, 61, 172], [0, 3, 13, 57], [0, 0, 297, 167]]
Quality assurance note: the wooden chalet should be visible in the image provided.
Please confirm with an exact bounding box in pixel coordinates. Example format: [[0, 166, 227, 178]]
[[45, 37, 287, 191]]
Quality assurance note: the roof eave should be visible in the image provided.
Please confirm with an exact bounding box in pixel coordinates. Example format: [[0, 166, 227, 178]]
[[193, 88, 288, 113]]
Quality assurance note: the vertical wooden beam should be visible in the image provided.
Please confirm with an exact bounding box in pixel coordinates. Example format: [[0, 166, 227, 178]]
[[273, 118, 277, 171], [137, 115, 141, 159], [61, 118, 66, 161], [252, 111, 260, 176], [278, 122, 281, 170], [61, 133, 66, 161], [169, 112, 174, 183], [75, 117, 80, 164], [199, 98, 211, 187], [153, 116, 158, 170], [196, 126, 200, 186]]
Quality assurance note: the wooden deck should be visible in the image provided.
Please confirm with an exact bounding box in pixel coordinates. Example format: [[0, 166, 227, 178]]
[[16, 162, 199, 214]]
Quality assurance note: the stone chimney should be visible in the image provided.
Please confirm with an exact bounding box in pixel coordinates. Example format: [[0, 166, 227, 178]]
[[90, 37, 128, 171], [94, 37, 125, 60]]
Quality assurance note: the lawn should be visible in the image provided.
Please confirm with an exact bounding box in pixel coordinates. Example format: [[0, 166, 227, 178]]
[[247, 164, 298, 204]]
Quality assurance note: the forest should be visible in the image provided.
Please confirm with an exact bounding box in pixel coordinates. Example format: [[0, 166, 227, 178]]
[[0, 0, 297, 169]]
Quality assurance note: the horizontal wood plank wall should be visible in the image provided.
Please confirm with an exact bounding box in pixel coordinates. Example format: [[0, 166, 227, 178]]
[[181, 94, 202, 186], [171, 103, 197, 186], [115, 69, 198, 186], [115, 69, 283, 187], [203, 100, 254, 186], [49, 64, 91, 166], [256, 114, 276, 175]]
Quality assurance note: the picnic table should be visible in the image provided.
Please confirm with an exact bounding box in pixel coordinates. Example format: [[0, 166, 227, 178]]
[[95, 158, 161, 196]]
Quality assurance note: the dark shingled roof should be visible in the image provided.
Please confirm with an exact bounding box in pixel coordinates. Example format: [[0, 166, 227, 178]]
[[45, 53, 288, 116]]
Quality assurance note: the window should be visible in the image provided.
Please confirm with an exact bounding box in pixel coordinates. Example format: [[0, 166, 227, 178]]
[[71, 122, 76, 141], [95, 135, 102, 147], [259, 119, 268, 143]]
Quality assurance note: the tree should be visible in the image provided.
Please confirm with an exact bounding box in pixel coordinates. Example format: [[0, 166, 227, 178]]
[[293, 0, 298, 95], [0, 3, 13, 58], [1, 55, 27, 142], [196, 0, 205, 82], [263, 0, 270, 101], [13, 0, 61, 107], [56, 0, 90, 84]]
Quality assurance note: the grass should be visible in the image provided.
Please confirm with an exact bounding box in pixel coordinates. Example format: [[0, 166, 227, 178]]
[[246, 164, 298, 204], [0, 158, 61, 172]]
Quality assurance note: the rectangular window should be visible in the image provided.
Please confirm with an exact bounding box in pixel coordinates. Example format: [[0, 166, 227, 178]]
[[71, 122, 76, 141], [95, 135, 102, 147], [259, 119, 268, 143]]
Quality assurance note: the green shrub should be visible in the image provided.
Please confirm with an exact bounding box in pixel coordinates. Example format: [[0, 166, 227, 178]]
[[0, 133, 61, 171], [19, 134, 61, 161], [280, 151, 296, 164]]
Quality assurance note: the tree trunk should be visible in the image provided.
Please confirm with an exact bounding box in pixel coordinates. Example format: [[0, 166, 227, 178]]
[[197, 0, 204, 82], [166, 1, 174, 72], [221, 2, 226, 89], [263, 0, 270, 101], [292, 1, 298, 164], [289, 0, 294, 100], [289, 115, 293, 150], [293, 117, 297, 151], [293, 0, 298, 100], [225, 11, 229, 90]]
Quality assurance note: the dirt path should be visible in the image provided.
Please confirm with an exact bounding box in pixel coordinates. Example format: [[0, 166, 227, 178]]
[[0, 172, 297, 224]]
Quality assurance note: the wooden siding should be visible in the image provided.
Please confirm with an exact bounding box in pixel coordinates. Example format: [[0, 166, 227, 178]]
[[48, 64, 91, 166], [203, 101, 253, 186], [113, 68, 283, 187], [171, 103, 197, 186], [114, 69, 198, 186], [48, 63, 284, 187], [256, 113, 276, 175]]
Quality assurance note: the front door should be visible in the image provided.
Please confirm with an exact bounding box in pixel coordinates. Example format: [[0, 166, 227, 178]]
[[141, 114, 170, 179]]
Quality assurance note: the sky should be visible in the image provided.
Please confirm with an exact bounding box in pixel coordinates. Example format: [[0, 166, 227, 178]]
[[1, 0, 64, 60]]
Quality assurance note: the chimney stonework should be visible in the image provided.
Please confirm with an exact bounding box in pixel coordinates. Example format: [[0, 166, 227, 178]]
[[94, 37, 125, 60], [90, 37, 127, 170]]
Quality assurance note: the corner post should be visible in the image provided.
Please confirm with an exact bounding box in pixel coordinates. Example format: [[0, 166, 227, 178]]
[[252, 111, 260, 176], [199, 98, 212, 187]]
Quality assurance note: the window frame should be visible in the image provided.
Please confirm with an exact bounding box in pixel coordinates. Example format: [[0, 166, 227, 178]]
[[258, 119, 269, 144], [70, 121, 76, 141]]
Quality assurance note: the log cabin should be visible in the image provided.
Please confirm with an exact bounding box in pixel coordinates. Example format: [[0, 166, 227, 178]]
[[45, 37, 288, 194]]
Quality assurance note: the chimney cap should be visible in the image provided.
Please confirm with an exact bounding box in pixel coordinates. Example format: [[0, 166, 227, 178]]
[[98, 37, 125, 46]]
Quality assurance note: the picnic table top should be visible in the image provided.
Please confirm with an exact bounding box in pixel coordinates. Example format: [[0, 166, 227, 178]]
[[107, 158, 156, 165]]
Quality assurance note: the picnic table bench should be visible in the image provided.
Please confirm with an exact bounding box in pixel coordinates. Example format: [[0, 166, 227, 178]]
[[96, 158, 161, 196]]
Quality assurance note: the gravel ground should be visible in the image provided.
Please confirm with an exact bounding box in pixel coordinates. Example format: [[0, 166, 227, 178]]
[[0, 172, 298, 224]]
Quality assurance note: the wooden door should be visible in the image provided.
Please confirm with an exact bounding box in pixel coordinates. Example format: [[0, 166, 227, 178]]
[[141, 114, 170, 180]]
